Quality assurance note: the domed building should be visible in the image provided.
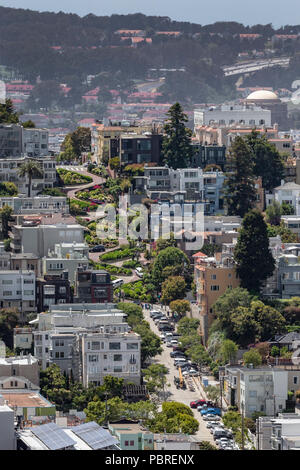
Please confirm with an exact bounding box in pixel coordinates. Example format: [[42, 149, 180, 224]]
[[244, 89, 289, 130]]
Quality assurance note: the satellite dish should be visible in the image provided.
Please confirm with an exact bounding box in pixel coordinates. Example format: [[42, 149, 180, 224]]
[[0, 341, 6, 358]]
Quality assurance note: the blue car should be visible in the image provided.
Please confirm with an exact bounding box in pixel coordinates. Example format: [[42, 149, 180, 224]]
[[201, 407, 221, 416]]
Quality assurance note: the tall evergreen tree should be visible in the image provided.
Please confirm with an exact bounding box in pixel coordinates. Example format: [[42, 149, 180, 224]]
[[162, 102, 193, 169], [0, 99, 19, 124], [245, 130, 284, 191], [234, 209, 275, 293], [224, 136, 257, 217]]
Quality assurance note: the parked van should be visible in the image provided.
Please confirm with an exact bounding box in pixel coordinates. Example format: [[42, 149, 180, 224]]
[[112, 279, 124, 289]]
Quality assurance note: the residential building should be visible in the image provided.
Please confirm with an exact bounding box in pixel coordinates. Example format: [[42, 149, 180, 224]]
[[194, 103, 271, 130], [0, 156, 57, 196], [154, 434, 200, 450], [0, 397, 16, 450], [257, 414, 300, 450], [115, 133, 162, 165], [282, 216, 300, 239], [0, 270, 36, 317], [36, 272, 73, 312], [42, 242, 90, 284], [191, 142, 226, 170], [224, 365, 288, 418], [194, 255, 240, 341], [32, 304, 141, 385], [10, 253, 41, 277], [0, 242, 11, 270], [91, 122, 157, 164], [17, 421, 119, 450], [0, 123, 22, 157], [0, 195, 69, 215], [9, 214, 84, 256], [13, 328, 33, 352], [74, 269, 113, 304], [22, 127, 49, 157], [0, 355, 39, 389], [109, 422, 154, 450], [266, 181, 300, 215], [0, 389, 55, 420]]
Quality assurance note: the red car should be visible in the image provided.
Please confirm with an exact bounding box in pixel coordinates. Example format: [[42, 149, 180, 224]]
[[190, 399, 207, 409]]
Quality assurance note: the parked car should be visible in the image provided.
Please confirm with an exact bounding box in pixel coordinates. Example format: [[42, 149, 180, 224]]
[[90, 245, 106, 252], [150, 310, 162, 318], [201, 408, 221, 416], [135, 267, 144, 278], [203, 414, 221, 422], [190, 399, 207, 409], [170, 351, 185, 358]]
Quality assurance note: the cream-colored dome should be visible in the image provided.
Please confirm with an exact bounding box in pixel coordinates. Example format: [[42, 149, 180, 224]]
[[246, 90, 279, 101]]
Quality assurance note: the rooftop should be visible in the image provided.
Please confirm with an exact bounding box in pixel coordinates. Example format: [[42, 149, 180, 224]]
[[1, 391, 54, 408]]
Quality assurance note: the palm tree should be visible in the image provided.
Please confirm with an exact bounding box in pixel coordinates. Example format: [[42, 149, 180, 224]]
[[17, 159, 43, 197]]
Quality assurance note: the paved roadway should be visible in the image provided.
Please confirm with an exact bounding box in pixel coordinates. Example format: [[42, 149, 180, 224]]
[[143, 305, 215, 443]]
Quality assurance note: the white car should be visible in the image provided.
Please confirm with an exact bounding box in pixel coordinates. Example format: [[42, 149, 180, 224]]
[[135, 267, 144, 278]]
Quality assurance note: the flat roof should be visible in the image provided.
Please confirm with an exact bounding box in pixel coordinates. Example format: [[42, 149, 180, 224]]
[[1, 392, 53, 408]]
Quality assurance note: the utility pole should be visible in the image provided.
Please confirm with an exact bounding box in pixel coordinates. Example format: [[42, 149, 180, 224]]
[[241, 402, 245, 451], [219, 376, 223, 417]]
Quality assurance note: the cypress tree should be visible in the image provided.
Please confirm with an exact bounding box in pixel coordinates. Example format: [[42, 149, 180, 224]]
[[162, 102, 193, 169], [234, 209, 275, 293], [224, 136, 257, 217]]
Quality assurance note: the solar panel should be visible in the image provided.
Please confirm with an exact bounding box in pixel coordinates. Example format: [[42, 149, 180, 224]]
[[71, 421, 118, 450], [31, 422, 76, 450]]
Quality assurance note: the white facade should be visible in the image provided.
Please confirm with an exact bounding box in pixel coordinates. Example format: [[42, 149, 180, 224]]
[[0, 401, 16, 450], [266, 182, 300, 216], [10, 223, 84, 257], [194, 104, 271, 129], [0, 270, 36, 314], [0, 195, 68, 215], [0, 157, 57, 196], [22, 128, 49, 157], [42, 242, 89, 283]]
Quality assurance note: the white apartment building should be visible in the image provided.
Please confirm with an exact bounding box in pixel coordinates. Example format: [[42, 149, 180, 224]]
[[0, 242, 11, 270], [266, 181, 300, 216], [32, 304, 141, 385], [22, 128, 49, 157], [42, 242, 90, 284], [0, 270, 36, 315], [194, 104, 271, 129], [225, 366, 288, 418], [0, 195, 69, 215], [257, 414, 300, 450], [0, 157, 57, 196], [10, 219, 84, 257]]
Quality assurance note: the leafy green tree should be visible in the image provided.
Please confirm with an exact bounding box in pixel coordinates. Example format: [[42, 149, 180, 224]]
[[142, 364, 169, 395], [147, 401, 199, 434], [0, 205, 13, 239], [169, 299, 190, 318], [224, 136, 257, 217], [234, 210, 275, 293], [271, 345, 280, 357], [187, 343, 212, 370], [243, 348, 262, 367], [103, 376, 124, 398], [245, 130, 284, 191], [212, 287, 253, 337], [267, 221, 297, 243], [281, 201, 294, 215], [177, 317, 200, 336], [265, 201, 282, 225], [134, 323, 162, 364], [220, 339, 238, 364], [161, 276, 186, 304], [85, 397, 127, 425], [0, 308, 20, 349], [17, 159, 43, 197], [205, 385, 221, 406], [0, 99, 19, 124], [60, 127, 91, 162], [152, 246, 189, 285], [127, 401, 157, 422], [231, 306, 260, 346], [162, 102, 194, 169], [0, 182, 18, 196], [250, 300, 285, 340], [22, 120, 35, 128]]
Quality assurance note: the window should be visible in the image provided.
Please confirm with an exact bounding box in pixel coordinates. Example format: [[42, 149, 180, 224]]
[[109, 342, 121, 350], [89, 355, 99, 362], [60, 352, 64, 358], [210, 285, 219, 291], [211, 274, 217, 280], [130, 441, 134, 446], [127, 343, 139, 350], [249, 390, 257, 398], [92, 342, 100, 350], [114, 354, 122, 362], [294, 376, 298, 385], [114, 366, 122, 372], [125, 441, 129, 447]]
